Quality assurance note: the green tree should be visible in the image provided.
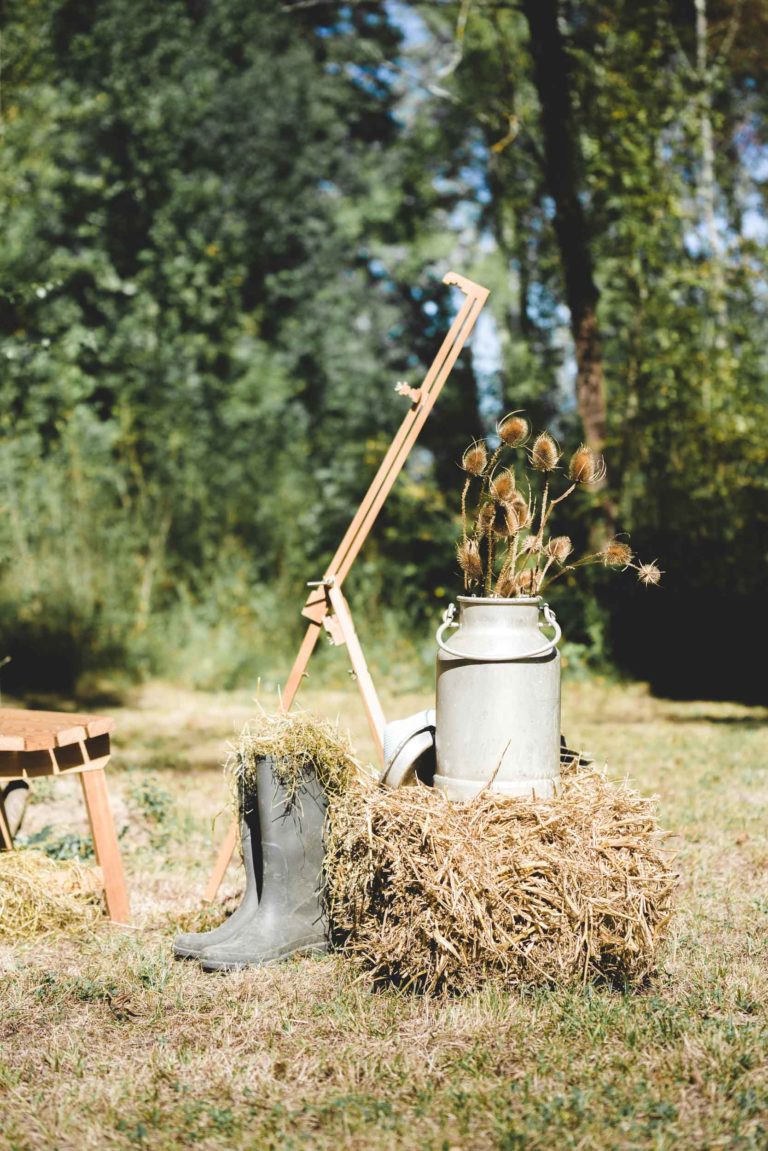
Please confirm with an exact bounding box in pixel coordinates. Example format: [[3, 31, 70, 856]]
[[391, 0, 768, 699], [0, 0, 467, 689]]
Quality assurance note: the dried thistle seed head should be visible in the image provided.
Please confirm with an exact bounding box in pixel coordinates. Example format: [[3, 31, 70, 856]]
[[569, 444, 606, 484], [521, 534, 542, 554], [530, 431, 561, 472], [490, 469, 516, 503], [476, 501, 496, 531], [516, 568, 537, 594], [497, 413, 530, 447], [547, 535, 573, 563], [494, 504, 520, 537], [457, 539, 483, 582], [496, 571, 516, 598], [461, 440, 488, 476], [601, 539, 633, 567], [637, 561, 663, 587], [510, 493, 530, 525]]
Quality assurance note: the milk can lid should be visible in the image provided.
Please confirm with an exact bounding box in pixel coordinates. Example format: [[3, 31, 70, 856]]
[[380, 710, 436, 789]]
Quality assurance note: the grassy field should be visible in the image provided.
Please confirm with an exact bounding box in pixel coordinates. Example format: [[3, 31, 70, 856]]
[[1, 675, 767, 1150]]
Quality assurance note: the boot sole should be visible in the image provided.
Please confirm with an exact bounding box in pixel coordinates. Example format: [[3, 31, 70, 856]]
[[173, 943, 207, 960], [200, 938, 330, 972]]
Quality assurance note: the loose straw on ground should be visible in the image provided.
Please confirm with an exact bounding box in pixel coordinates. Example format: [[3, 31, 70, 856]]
[[0, 850, 103, 942]]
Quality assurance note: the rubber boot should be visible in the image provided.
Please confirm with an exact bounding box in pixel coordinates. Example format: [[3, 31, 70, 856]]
[[173, 778, 262, 960], [199, 759, 328, 971]]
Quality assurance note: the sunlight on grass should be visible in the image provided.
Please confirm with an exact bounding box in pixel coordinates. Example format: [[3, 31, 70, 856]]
[[1, 678, 767, 1150]]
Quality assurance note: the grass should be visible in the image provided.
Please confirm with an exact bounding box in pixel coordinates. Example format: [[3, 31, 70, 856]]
[[1, 673, 767, 1150]]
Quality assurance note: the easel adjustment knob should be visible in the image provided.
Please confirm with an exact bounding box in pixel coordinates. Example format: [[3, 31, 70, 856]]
[[395, 381, 422, 406]]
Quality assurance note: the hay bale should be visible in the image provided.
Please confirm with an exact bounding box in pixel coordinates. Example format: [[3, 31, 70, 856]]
[[0, 850, 103, 942], [326, 759, 677, 994]]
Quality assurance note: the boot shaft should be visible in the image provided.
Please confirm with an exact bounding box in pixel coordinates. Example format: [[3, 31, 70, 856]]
[[254, 757, 327, 913]]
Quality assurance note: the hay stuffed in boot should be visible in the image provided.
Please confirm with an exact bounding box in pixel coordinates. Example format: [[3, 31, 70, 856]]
[[230, 708, 364, 802], [325, 758, 677, 994]]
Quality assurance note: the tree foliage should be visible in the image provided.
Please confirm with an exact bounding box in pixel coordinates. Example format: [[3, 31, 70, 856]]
[[400, 0, 768, 699], [1, 0, 767, 700]]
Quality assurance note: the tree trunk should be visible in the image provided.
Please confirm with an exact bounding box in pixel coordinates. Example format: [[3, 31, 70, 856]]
[[521, 0, 607, 453], [694, 0, 728, 367]]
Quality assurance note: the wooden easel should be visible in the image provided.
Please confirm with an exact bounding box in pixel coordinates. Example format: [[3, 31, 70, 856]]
[[203, 270, 489, 901]]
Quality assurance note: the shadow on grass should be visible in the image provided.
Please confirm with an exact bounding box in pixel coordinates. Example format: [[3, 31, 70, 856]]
[[665, 714, 768, 727]]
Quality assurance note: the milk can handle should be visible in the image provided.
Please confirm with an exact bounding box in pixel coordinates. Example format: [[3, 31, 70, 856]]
[[435, 602, 562, 661]]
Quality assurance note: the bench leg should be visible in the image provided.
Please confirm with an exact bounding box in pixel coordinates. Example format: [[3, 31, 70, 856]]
[[0, 792, 13, 851], [79, 768, 130, 924]]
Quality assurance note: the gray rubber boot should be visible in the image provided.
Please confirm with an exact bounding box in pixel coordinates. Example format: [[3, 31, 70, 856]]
[[199, 759, 328, 971], [173, 780, 262, 960]]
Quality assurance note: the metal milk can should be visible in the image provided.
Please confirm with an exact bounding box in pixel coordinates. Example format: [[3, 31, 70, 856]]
[[434, 595, 562, 801]]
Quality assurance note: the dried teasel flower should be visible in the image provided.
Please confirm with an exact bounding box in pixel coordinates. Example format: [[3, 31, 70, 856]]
[[601, 539, 633, 567], [457, 539, 483, 582], [497, 413, 530, 447], [521, 534, 543, 554], [476, 501, 496, 532], [530, 432, 561, 472], [493, 504, 520, 538], [461, 440, 488, 476], [637, 561, 663, 587], [516, 568, 537, 595], [496, 571, 516, 598], [490, 469, 516, 503], [568, 444, 606, 485], [547, 535, 573, 563], [509, 493, 530, 525]]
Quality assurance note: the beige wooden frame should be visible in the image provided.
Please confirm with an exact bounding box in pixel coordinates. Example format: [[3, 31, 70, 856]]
[[203, 271, 489, 901]]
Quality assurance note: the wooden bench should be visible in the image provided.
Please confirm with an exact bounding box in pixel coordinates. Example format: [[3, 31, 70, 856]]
[[0, 708, 130, 923]]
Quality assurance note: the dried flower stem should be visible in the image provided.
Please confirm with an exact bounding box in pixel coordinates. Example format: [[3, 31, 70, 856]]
[[483, 446, 504, 492], [495, 532, 519, 595], [485, 522, 495, 596], [539, 556, 555, 585], [533, 479, 550, 590], [540, 552, 604, 590], [460, 477, 471, 541], [549, 482, 577, 509]]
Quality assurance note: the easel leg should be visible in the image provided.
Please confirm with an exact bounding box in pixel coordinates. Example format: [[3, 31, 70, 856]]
[[328, 586, 385, 763], [203, 819, 239, 903], [281, 621, 323, 711], [79, 768, 130, 924]]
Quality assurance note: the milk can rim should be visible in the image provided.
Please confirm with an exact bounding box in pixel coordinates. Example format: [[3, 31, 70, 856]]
[[456, 594, 544, 606]]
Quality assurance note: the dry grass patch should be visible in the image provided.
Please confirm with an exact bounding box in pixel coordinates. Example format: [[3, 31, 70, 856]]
[[1, 679, 766, 1150]]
